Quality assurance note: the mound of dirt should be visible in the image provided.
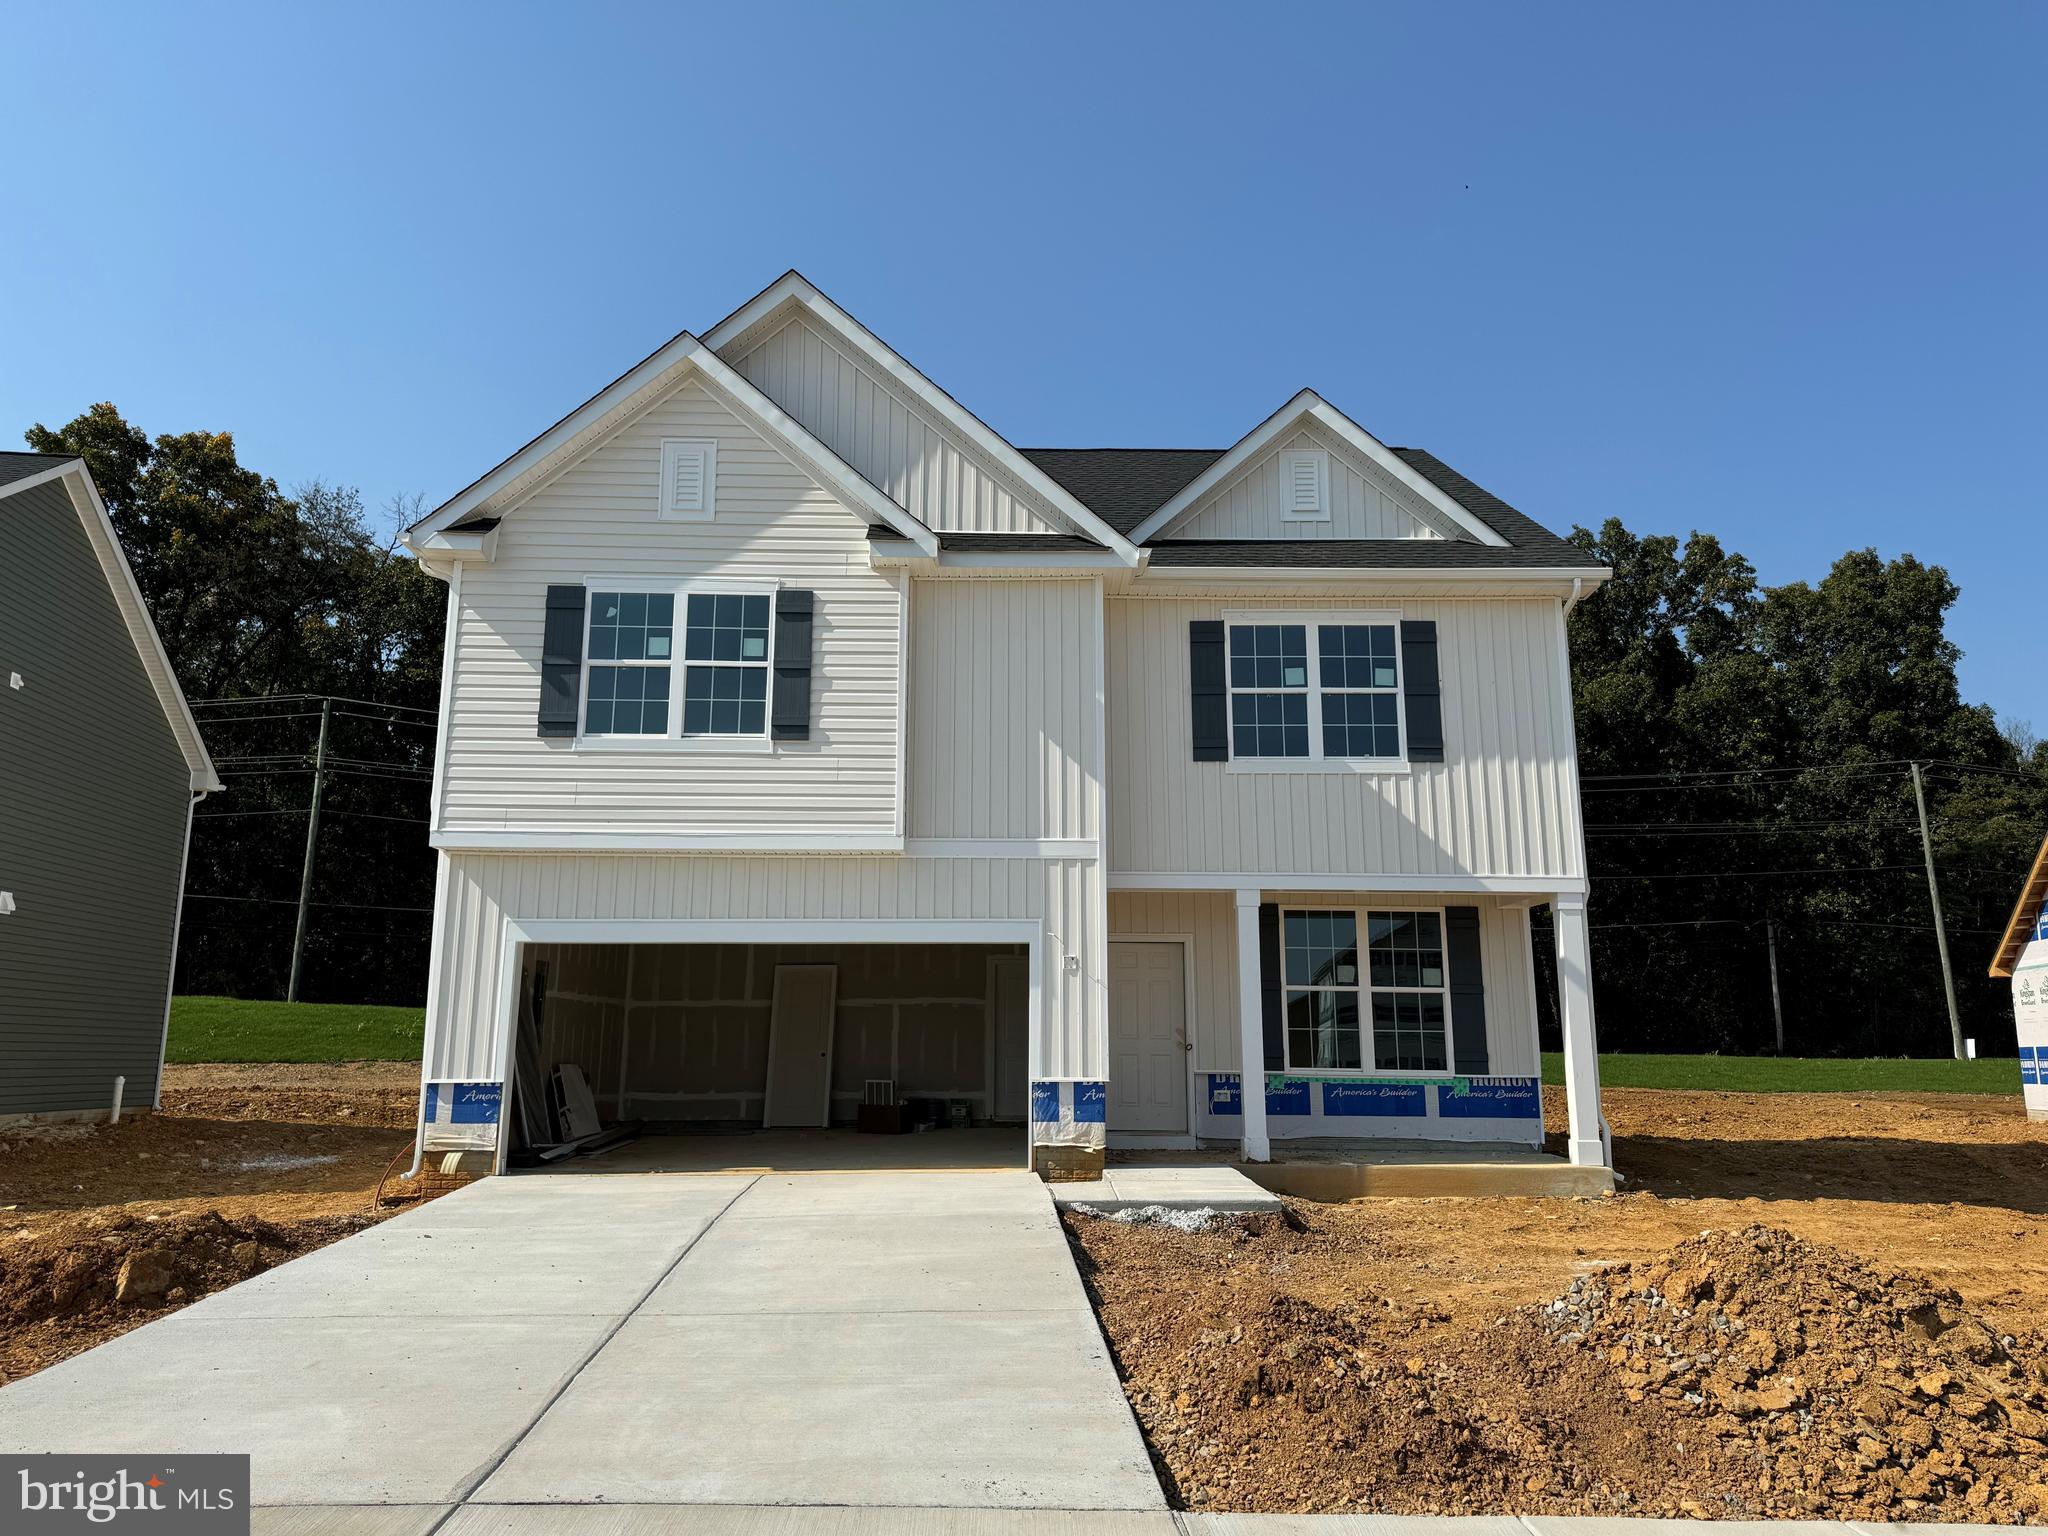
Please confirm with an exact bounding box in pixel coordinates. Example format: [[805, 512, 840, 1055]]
[[0, 1207, 374, 1384], [1070, 1213, 2048, 1522]]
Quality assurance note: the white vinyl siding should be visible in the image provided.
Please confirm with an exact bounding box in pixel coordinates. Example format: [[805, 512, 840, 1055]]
[[1107, 595, 1584, 879], [727, 310, 1075, 536], [1108, 889, 1539, 1078], [906, 578, 1101, 841], [426, 851, 1105, 1084], [437, 377, 901, 841], [1171, 427, 1457, 542]]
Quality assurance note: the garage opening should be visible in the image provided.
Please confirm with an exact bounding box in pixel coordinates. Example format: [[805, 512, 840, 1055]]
[[507, 941, 1032, 1172]]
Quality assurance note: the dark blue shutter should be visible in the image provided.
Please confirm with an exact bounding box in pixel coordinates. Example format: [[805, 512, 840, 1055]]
[[537, 585, 586, 738], [1445, 905, 1490, 1074], [1258, 901, 1284, 1073], [771, 589, 815, 741], [1401, 619, 1443, 762], [1190, 620, 1228, 761]]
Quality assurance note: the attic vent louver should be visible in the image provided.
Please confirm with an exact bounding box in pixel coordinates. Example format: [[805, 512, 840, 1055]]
[[1283, 450, 1328, 520], [660, 438, 717, 521]]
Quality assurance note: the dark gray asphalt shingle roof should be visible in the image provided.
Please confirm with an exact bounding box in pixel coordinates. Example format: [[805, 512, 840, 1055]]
[[1019, 448, 1222, 537], [0, 451, 77, 489], [1015, 444, 1587, 570]]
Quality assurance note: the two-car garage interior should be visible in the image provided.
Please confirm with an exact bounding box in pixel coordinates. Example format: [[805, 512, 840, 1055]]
[[507, 940, 1033, 1171]]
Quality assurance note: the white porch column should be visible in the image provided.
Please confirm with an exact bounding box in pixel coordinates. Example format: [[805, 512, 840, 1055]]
[[1233, 888, 1271, 1163], [1553, 894, 1606, 1168]]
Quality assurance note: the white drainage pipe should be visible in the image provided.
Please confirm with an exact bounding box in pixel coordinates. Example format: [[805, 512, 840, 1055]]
[[111, 1074, 126, 1125]]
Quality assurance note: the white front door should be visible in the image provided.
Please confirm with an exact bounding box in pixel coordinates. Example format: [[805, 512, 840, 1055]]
[[764, 963, 837, 1127], [1108, 941, 1188, 1134]]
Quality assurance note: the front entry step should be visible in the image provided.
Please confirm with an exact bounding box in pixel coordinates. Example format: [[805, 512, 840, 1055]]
[[1049, 1163, 1282, 1214]]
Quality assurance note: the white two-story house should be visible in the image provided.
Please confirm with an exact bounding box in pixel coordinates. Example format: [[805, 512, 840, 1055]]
[[402, 273, 1611, 1181]]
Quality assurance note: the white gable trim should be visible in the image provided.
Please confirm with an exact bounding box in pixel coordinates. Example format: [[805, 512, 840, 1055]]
[[705, 273, 1142, 566], [0, 460, 223, 792], [406, 332, 937, 555], [1127, 391, 1511, 548]]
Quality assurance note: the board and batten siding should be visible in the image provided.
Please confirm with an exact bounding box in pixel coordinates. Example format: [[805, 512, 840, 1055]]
[[906, 578, 1101, 842], [727, 311, 1072, 536], [1168, 426, 1457, 542], [1107, 595, 1583, 879], [427, 852, 1106, 1085], [438, 377, 903, 841], [1108, 889, 1540, 1078], [0, 478, 192, 1117]]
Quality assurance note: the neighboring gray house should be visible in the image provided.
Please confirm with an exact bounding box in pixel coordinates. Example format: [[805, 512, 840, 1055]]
[[0, 452, 221, 1121]]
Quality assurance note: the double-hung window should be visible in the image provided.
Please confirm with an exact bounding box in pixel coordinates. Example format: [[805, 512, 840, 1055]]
[[680, 592, 771, 737], [1283, 906, 1450, 1074], [1226, 611, 1404, 765], [580, 585, 776, 744], [585, 591, 673, 737]]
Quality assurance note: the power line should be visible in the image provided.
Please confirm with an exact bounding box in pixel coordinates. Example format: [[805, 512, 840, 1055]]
[[184, 893, 433, 914], [193, 691, 437, 718]]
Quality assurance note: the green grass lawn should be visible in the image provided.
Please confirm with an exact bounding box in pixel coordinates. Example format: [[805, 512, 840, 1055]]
[[1540, 1051, 2021, 1095], [166, 996, 425, 1064]]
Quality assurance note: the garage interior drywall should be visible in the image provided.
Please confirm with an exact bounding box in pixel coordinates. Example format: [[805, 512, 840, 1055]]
[[520, 941, 1030, 1126]]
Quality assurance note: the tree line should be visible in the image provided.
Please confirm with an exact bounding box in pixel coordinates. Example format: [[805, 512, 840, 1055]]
[[25, 405, 2047, 1051]]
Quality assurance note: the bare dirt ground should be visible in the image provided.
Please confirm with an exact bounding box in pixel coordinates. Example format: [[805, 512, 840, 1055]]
[[0, 1062, 427, 1384], [1071, 1085, 2048, 1523]]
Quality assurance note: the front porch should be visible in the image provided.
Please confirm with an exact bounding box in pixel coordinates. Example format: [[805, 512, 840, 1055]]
[[1105, 883, 1608, 1176]]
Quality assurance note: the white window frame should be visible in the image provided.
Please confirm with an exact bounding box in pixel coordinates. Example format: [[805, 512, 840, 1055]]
[[1280, 449, 1330, 522], [1279, 903, 1454, 1079], [1223, 609, 1409, 774], [575, 577, 780, 754], [659, 438, 718, 522]]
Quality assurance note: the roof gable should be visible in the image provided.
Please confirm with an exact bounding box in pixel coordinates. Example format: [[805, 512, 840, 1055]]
[[1126, 391, 1510, 547], [704, 273, 1140, 564], [0, 455, 222, 792], [406, 332, 937, 555], [1165, 421, 1459, 542], [1991, 830, 2048, 979]]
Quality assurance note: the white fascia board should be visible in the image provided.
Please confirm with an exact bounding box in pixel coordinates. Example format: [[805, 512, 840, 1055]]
[[1129, 565, 1612, 591], [934, 549, 1129, 571], [433, 828, 908, 854], [1108, 871, 1588, 897], [407, 329, 936, 555], [703, 273, 1142, 566], [410, 526, 498, 563], [1128, 391, 1510, 548], [508, 915, 1041, 948], [0, 462, 223, 792]]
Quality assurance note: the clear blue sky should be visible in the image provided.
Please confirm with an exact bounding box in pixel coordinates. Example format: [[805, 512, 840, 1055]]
[[4, 3, 2040, 724]]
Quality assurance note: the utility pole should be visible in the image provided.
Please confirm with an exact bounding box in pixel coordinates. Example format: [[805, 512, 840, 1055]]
[[1909, 761, 1964, 1059], [287, 698, 331, 1003], [1765, 916, 1785, 1054]]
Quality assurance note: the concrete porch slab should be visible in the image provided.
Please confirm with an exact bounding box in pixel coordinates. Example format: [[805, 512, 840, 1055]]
[[1049, 1163, 1282, 1214], [1244, 1154, 1614, 1200]]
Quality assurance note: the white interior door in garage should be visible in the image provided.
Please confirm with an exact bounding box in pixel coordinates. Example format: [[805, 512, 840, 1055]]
[[764, 964, 837, 1127], [1108, 941, 1188, 1134]]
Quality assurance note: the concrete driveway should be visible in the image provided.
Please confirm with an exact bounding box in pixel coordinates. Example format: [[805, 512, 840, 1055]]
[[0, 1170, 1163, 1529]]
